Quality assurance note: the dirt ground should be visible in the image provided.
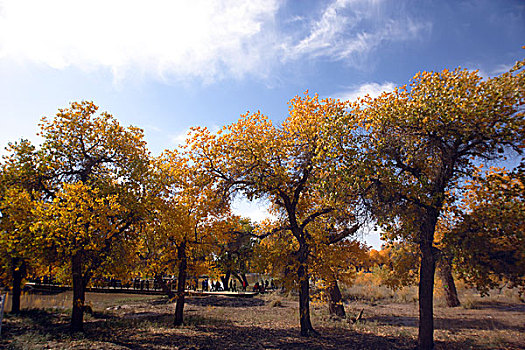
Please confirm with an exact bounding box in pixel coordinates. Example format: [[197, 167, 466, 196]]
[[0, 292, 524, 349]]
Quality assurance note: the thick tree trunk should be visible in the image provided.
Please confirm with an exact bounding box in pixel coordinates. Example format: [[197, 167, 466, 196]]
[[10, 258, 25, 313], [418, 211, 440, 350], [327, 279, 345, 318], [154, 274, 175, 300], [174, 241, 187, 326], [71, 253, 85, 332], [437, 257, 460, 307], [419, 243, 435, 350], [297, 242, 315, 337]]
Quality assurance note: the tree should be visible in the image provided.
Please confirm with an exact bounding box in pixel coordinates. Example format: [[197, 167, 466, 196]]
[[33, 101, 150, 332], [316, 239, 368, 318], [150, 149, 231, 326], [353, 61, 524, 349], [214, 217, 255, 290], [0, 187, 34, 313], [33, 182, 134, 324], [255, 219, 368, 318], [189, 93, 364, 336], [0, 139, 47, 313]]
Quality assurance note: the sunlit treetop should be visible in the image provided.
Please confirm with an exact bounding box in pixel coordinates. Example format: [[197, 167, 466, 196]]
[[38, 101, 150, 187]]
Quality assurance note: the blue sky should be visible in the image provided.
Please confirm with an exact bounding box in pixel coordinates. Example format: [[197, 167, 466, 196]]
[[1, 0, 523, 249]]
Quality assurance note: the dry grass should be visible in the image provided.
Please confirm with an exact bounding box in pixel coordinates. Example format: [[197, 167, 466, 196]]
[[0, 283, 524, 349]]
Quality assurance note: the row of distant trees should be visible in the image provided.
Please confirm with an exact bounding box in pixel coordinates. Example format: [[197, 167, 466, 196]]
[[1, 59, 523, 349]]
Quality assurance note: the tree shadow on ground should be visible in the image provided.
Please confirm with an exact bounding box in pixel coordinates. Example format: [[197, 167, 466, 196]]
[[19, 309, 68, 329], [2, 309, 507, 350], [89, 322, 417, 350], [1, 309, 69, 340], [469, 300, 525, 313], [87, 321, 488, 350], [367, 314, 525, 332]]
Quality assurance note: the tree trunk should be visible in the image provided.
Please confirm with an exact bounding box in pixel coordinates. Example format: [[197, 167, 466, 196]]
[[297, 242, 315, 336], [232, 271, 244, 285], [437, 257, 460, 307], [10, 257, 26, 313], [418, 210, 439, 350], [154, 274, 175, 299], [71, 253, 85, 332], [174, 241, 187, 326], [221, 271, 231, 291], [418, 243, 435, 350], [327, 279, 345, 318]]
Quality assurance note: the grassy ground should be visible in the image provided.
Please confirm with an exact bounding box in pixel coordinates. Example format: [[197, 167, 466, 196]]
[[0, 282, 524, 349]]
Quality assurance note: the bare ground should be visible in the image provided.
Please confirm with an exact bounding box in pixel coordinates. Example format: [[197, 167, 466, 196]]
[[0, 292, 524, 349]]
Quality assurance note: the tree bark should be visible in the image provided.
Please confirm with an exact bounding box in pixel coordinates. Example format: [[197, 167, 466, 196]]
[[327, 279, 346, 318], [174, 241, 187, 326], [71, 253, 85, 332], [297, 242, 316, 336], [437, 257, 460, 307], [418, 213, 438, 350], [10, 257, 26, 313]]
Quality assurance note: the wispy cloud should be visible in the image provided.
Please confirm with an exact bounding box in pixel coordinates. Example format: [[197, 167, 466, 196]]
[[333, 81, 396, 102], [491, 63, 514, 76], [284, 0, 431, 64], [143, 124, 162, 133]]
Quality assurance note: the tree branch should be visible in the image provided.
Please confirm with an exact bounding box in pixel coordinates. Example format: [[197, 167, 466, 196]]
[[328, 223, 361, 245], [299, 208, 333, 230]]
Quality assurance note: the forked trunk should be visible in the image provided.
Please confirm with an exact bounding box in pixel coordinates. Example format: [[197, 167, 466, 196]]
[[327, 279, 345, 318], [174, 241, 187, 326], [437, 257, 460, 307], [10, 257, 25, 314], [71, 253, 85, 332]]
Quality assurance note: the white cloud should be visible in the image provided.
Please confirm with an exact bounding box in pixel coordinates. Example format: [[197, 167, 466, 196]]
[[334, 81, 396, 102], [0, 0, 280, 82], [0, 0, 430, 83]]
